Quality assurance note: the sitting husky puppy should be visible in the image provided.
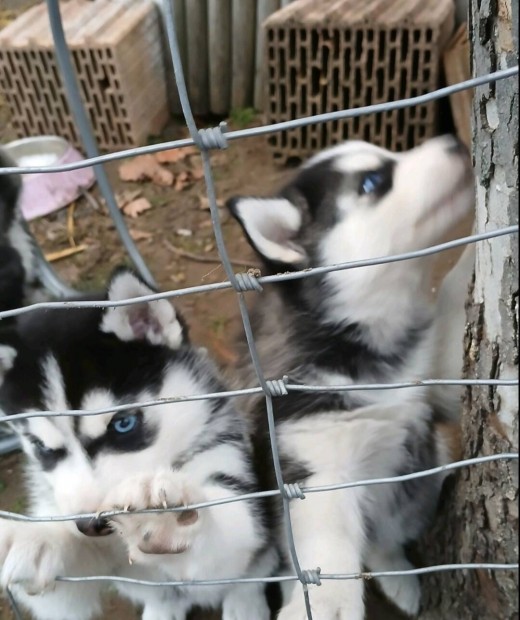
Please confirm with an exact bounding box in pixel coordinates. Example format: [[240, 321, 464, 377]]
[[0, 148, 47, 312], [0, 269, 276, 620], [227, 135, 475, 620]]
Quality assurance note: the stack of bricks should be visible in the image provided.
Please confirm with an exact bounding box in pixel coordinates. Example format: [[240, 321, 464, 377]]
[[263, 0, 455, 163], [0, 0, 168, 151]]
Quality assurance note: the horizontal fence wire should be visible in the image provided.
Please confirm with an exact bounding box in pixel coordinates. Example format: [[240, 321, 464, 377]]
[[0, 66, 517, 176], [0, 454, 518, 523], [49, 563, 520, 588], [0, 380, 518, 423], [0, 225, 518, 321], [0, 2, 518, 617]]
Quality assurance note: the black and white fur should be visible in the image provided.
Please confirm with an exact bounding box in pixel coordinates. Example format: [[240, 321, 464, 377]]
[[0, 269, 277, 620], [0, 148, 47, 312], [227, 135, 475, 619]]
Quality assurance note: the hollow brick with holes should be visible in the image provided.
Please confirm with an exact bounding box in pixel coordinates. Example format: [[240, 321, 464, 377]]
[[0, 0, 168, 151], [263, 0, 455, 163]]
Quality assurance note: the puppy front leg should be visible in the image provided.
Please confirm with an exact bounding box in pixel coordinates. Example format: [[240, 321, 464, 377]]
[[221, 546, 279, 620], [365, 546, 421, 617], [278, 476, 366, 620], [0, 521, 107, 620]]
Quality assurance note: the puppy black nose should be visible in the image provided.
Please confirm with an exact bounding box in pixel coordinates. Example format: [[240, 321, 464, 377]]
[[445, 135, 469, 156], [75, 516, 112, 537]]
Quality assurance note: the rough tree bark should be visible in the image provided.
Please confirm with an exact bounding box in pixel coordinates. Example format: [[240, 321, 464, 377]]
[[420, 0, 518, 618]]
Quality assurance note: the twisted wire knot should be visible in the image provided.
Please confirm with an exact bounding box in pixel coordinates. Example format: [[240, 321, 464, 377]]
[[283, 482, 305, 500], [299, 568, 322, 586], [197, 121, 228, 150], [265, 378, 288, 397], [233, 272, 263, 292]]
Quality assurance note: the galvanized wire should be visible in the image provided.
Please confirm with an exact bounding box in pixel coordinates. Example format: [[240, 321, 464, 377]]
[[0, 225, 518, 321], [5, 587, 23, 620], [162, 2, 314, 613], [0, 67, 517, 176], [0, 3, 518, 618], [45, 0, 156, 289], [47, 563, 520, 588], [0, 379, 517, 424], [0, 453, 517, 524]]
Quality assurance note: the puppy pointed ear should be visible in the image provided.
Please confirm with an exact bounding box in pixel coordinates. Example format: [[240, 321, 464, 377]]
[[227, 197, 307, 267], [100, 268, 187, 349]]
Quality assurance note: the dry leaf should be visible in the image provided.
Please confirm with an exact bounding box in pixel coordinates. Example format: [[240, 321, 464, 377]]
[[190, 166, 204, 180], [155, 146, 198, 164], [174, 170, 191, 191], [151, 167, 174, 186], [123, 198, 153, 219], [118, 155, 173, 186], [170, 272, 186, 284], [129, 229, 153, 241], [198, 196, 225, 210], [44, 222, 65, 242], [118, 156, 153, 182], [115, 189, 142, 209]]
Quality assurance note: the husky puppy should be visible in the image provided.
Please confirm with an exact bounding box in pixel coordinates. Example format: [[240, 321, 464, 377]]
[[227, 135, 475, 620], [0, 269, 276, 620], [0, 148, 46, 312]]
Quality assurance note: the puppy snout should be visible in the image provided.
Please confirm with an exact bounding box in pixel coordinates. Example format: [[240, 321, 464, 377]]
[[75, 516, 113, 537]]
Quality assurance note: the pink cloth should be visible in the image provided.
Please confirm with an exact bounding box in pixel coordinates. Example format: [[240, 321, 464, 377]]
[[19, 146, 95, 221]]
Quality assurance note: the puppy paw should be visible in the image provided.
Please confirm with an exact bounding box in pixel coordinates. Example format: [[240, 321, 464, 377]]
[[378, 573, 421, 617], [100, 469, 204, 561], [367, 550, 421, 617], [0, 523, 66, 595], [278, 601, 358, 620], [278, 584, 364, 620], [222, 584, 271, 620]]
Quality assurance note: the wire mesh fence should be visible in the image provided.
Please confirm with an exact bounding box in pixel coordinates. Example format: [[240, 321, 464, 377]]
[[0, 0, 519, 618]]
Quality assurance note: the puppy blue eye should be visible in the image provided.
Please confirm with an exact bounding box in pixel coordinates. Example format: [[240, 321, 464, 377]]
[[30, 438, 66, 469], [33, 439, 55, 457], [360, 171, 384, 195], [112, 414, 138, 434]]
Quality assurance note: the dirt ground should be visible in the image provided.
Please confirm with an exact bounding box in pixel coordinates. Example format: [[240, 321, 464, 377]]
[[0, 2, 473, 619]]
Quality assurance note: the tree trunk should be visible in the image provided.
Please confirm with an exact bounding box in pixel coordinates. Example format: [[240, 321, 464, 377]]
[[419, 1, 518, 618]]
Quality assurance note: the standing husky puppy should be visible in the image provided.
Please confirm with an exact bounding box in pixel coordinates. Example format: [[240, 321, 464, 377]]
[[227, 135, 474, 620], [0, 269, 275, 620], [0, 148, 46, 312]]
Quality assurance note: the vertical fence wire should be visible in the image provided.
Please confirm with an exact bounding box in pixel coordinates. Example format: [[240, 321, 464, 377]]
[[162, 3, 315, 615], [0, 1, 518, 618], [5, 586, 23, 620]]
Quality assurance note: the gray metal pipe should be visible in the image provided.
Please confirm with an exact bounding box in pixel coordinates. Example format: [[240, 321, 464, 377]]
[[45, 0, 156, 289]]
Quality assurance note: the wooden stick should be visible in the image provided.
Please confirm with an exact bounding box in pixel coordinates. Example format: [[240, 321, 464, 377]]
[[66, 202, 76, 247], [45, 244, 88, 262], [163, 240, 259, 269]]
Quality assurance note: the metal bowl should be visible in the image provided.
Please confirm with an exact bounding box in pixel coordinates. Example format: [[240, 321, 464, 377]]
[[4, 136, 95, 220]]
